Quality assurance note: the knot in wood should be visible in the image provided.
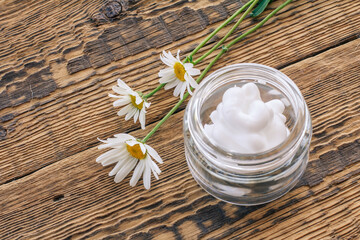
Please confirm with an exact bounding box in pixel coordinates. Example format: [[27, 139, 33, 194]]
[[0, 126, 7, 139], [91, 0, 129, 25], [104, 1, 122, 18]]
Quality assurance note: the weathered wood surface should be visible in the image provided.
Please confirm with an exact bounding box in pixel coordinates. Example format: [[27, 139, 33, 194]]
[[0, 0, 360, 239]]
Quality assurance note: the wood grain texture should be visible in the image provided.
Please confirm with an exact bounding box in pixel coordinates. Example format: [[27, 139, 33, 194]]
[[0, 0, 359, 185], [0, 0, 360, 239]]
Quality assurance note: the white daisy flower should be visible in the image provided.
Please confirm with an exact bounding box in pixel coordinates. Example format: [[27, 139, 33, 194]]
[[109, 79, 150, 129], [159, 50, 201, 99], [97, 133, 163, 190]]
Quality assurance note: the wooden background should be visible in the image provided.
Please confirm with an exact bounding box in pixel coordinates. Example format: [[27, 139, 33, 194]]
[[0, 0, 359, 239]]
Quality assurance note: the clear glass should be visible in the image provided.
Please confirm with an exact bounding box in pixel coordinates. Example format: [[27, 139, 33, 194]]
[[183, 63, 312, 205]]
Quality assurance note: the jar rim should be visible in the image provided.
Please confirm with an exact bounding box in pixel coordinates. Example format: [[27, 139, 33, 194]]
[[186, 63, 311, 166]]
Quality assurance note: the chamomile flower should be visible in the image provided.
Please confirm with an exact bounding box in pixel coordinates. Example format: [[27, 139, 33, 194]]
[[97, 133, 163, 190], [109, 79, 150, 129], [159, 50, 201, 99]]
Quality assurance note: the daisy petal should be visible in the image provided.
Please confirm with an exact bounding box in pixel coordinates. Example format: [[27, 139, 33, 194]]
[[112, 86, 129, 95], [151, 160, 161, 174], [143, 159, 151, 189], [113, 98, 131, 107], [176, 49, 181, 61], [108, 93, 122, 99], [117, 105, 132, 116], [96, 149, 118, 163], [173, 82, 183, 97], [109, 160, 123, 176], [185, 73, 199, 89], [101, 151, 124, 166], [159, 68, 175, 78], [145, 144, 163, 164], [98, 142, 121, 150], [184, 64, 201, 75], [186, 82, 193, 96], [134, 110, 140, 123], [117, 79, 132, 91], [164, 80, 179, 90], [165, 50, 178, 65], [150, 160, 161, 180], [139, 143, 146, 155], [125, 108, 137, 121], [113, 133, 134, 140], [152, 169, 159, 180], [96, 149, 119, 163], [169, 52, 179, 63], [160, 51, 176, 67], [150, 161, 159, 180], [114, 158, 137, 183], [180, 82, 187, 99], [130, 160, 145, 187], [159, 75, 177, 84], [139, 111, 146, 130]]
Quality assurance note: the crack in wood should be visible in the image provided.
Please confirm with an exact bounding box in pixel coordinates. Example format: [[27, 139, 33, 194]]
[[67, 2, 234, 75]]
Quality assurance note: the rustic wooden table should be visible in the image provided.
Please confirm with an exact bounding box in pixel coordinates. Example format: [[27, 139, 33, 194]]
[[1, 0, 359, 239]]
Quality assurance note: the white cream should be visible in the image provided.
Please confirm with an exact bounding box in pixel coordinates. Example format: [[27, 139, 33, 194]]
[[204, 82, 290, 154]]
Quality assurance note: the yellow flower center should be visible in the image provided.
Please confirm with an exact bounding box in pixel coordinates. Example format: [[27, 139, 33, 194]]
[[174, 62, 186, 82], [130, 95, 144, 110], [126, 143, 146, 160]]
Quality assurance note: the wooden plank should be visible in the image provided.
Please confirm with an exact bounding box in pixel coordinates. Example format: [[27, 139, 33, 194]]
[[0, 0, 359, 185], [216, 166, 360, 240], [1, 38, 360, 239]]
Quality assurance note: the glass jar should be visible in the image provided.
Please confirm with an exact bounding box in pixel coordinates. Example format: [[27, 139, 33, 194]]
[[183, 63, 312, 205]]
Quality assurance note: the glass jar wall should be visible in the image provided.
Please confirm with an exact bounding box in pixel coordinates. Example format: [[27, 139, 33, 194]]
[[183, 63, 312, 205]]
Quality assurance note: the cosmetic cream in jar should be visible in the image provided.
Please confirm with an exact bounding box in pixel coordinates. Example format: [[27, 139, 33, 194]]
[[183, 63, 312, 206]]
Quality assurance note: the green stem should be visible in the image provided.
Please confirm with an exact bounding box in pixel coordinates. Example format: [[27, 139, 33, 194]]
[[187, 0, 255, 62], [194, 0, 259, 65], [142, 0, 293, 143], [144, 83, 165, 99], [227, 0, 292, 48], [142, 0, 255, 100], [142, 50, 225, 143]]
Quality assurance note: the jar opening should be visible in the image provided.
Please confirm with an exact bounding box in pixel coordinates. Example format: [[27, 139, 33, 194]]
[[188, 63, 309, 166]]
